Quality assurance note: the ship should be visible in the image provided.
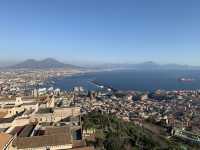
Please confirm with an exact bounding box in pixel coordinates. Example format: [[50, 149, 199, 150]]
[[178, 78, 194, 83]]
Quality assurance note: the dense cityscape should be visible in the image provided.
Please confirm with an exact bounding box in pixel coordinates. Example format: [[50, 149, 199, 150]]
[[0, 67, 200, 149], [1, 0, 200, 149]]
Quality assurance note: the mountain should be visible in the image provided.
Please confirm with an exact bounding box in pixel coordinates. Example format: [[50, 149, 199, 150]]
[[130, 62, 200, 70], [88, 61, 200, 70], [6, 59, 200, 70], [10, 58, 80, 69]]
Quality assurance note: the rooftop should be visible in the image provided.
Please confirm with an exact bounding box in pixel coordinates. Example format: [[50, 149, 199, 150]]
[[45, 126, 71, 136], [0, 133, 12, 150], [0, 117, 15, 124], [71, 146, 95, 150], [0, 111, 8, 118], [36, 108, 53, 114], [18, 124, 35, 137], [13, 134, 72, 149]]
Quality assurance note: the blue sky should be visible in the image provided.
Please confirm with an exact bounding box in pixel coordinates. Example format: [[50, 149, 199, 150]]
[[0, 0, 200, 65]]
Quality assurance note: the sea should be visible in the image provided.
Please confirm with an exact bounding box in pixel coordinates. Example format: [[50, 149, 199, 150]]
[[51, 70, 200, 92]]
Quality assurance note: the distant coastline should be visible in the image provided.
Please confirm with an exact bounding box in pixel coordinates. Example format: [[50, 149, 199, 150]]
[[44, 69, 200, 92]]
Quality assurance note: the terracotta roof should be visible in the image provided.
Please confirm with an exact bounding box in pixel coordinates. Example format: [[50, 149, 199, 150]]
[[13, 134, 72, 149], [0, 133, 12, 150], [0, 111, 8, 118]]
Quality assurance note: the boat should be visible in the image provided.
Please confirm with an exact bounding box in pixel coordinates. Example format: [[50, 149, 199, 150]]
[[178, 78, 194, 83]]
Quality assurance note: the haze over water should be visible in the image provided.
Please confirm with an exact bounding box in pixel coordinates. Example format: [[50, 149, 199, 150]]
[[53, 70, 200, 91]]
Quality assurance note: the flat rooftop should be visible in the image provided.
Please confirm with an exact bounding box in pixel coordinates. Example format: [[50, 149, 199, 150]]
[[13, 134, 72, 149]]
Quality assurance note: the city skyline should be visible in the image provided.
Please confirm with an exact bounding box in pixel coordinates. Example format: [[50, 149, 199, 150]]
[[0, 0, 200, 65]]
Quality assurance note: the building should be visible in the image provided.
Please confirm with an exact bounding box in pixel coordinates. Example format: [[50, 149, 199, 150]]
[[13, 134, 72, 150], [30, 107, 80, 123], [0, 133, 15, 150], [13, 126, 73, 150]]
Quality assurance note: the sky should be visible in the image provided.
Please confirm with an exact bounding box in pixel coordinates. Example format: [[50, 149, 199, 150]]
[[0, 0, 200, 65]]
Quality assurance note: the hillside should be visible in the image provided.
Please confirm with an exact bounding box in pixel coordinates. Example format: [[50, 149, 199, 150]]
[[82, 111, 188, 150], [10, 58, 80, 69]]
